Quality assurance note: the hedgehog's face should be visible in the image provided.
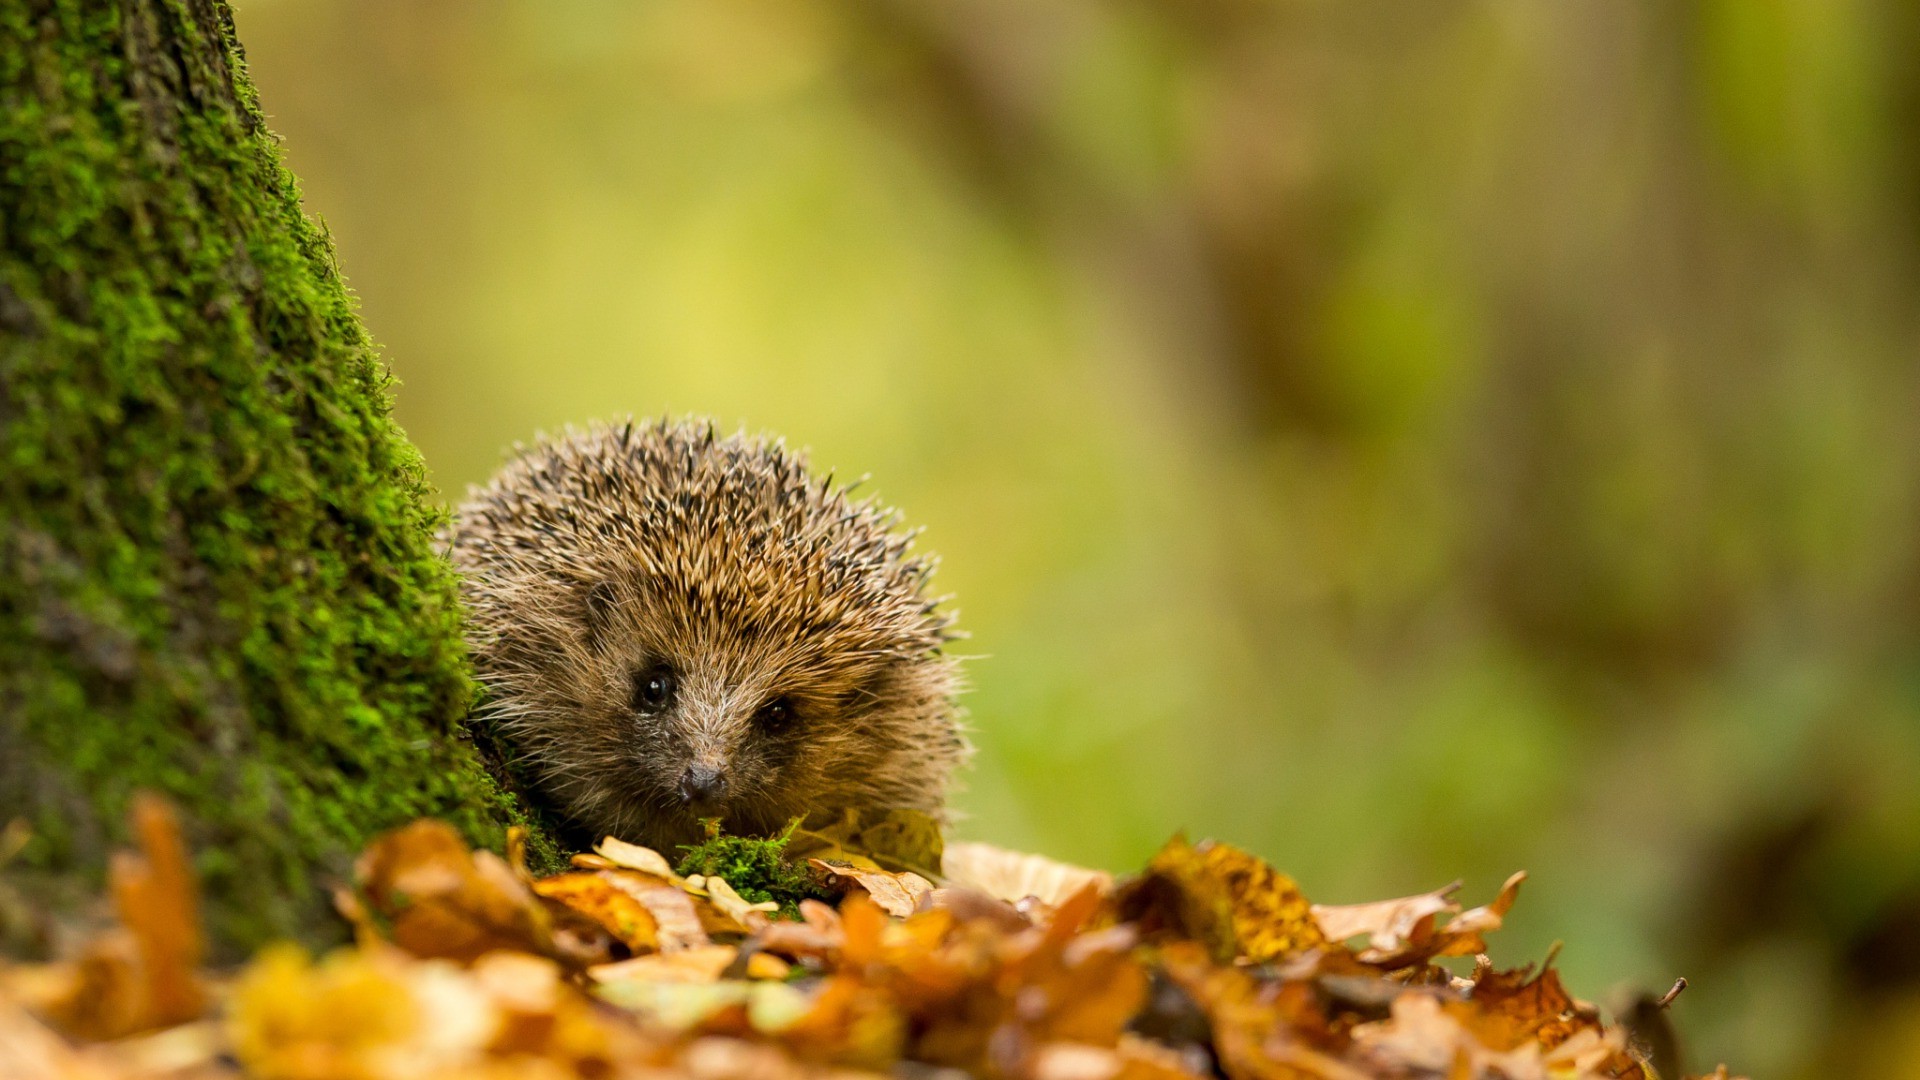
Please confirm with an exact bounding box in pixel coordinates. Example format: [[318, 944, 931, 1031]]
[[550, 569, 938, 845]]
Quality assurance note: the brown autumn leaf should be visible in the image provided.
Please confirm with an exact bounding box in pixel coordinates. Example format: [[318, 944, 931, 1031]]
[[1455, 960, 1599, 1054], [810, 860, 934, 918], [942, 840, 1113, 910], [111, 795, 205, 1030], [762, 971, 907, 1069], [1435, 872, 1526, 959], [1311, 872, 1526, 969], [1156, 939, 1364, 1080], [22, 932, 150, 1044], [1027, 1038, 1210, 1080], [608, 877, 712, 952], [1312, 884, 1458, 967], [353, 820, 551, 963], [1029, 925, 1149, 1045], [1351, 992, 1545, 1079], [589, 944, 741, 985], [1540, 1026, 1647, 1078], [755, 900, 844, 963], [1350, 990, 1649, 1080], [530, 872, 660, 953], [24, 794, 208, 1042]]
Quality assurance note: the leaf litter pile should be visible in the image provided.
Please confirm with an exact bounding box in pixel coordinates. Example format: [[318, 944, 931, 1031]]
[[0, 796, 1745, 1080]]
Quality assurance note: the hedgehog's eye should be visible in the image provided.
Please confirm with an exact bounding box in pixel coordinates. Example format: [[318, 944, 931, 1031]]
[[632, 665, 676, 714], [756, 697, 795, 732]]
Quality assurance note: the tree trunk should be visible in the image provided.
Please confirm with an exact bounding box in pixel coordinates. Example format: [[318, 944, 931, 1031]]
[[0, 0, 556, 953]]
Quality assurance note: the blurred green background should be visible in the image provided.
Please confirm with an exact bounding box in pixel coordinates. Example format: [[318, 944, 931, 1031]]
[[233, 1, 1920, 1074]]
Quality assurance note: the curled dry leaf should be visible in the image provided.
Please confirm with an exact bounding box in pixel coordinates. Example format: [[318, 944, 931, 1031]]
[[530, 872, 660, 953], [354, 820, 550, 963], [942, 840, 1112, 910], [111, 795, 205, 1030], [594, 837, 678, 880], [1311, 884, 1459, 961], [21, 794, 207, 1042], [606, 878, 712, 952], [1457, 960, 1599, 1054], [755, 900, 844, 963], [809, 860, 934, 918], [1311, 872, 1525, 968], [704, 875, 779, 930]]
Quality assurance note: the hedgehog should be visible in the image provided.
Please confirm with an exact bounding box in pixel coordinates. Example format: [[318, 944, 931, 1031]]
[[444, 418, 969, 852]]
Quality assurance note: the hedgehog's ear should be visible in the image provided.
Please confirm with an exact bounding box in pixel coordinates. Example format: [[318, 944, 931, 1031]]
[[582, 579, 621, 641], [843, 661, 905, 713]]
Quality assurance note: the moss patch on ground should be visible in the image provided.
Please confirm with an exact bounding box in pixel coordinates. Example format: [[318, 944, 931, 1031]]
[[0, 0, 560, 952], [674, 822, 834, 917]]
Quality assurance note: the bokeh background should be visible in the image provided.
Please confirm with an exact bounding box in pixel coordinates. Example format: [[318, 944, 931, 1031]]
[[233, 2, 1920, 1074]]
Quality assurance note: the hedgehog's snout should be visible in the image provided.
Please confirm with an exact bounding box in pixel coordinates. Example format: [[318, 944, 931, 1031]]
[[678, 762, 727, 811]]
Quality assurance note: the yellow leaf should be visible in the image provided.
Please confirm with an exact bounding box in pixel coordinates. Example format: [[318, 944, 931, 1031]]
[[810, 860, 935, 918], [1111, 836, 1326, 964], [531, 872, 661, 953], [788, 807, 945, 878]]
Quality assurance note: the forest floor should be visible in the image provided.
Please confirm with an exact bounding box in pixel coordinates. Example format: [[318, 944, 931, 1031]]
[[0, 796, 1743, 1080]]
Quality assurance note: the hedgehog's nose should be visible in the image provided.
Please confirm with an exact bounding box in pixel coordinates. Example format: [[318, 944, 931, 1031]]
[[678, 763, 727, 807]]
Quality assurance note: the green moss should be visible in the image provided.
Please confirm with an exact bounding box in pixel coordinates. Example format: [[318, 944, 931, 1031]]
[[675, 821, 833, 917], [0, 0, 561, 951]]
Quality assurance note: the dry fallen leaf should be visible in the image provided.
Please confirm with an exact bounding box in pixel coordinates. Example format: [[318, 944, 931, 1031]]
[[1110, 836, 1327, 964], [1454, 960, 1598, 1054], [1438, 872, 1527, 957], [942, 841, 1112, 910], [24, 794, 208, 1042], [590, 945, 741, 985], [1352, 992, 1547, 1079], [1311, 872, 1525, 968], [810, 861, 934, 918], [354, 820, 551, 964], [111, 795, 205, 1030], [756, 901, 844, 963], [703, 875, 780, 930], [606, 878, 712, 953], [0, 804, 1737, 1080], [594, 837, 679, 881], [0, 997, 129, 1080], [787, 807, 945, 878], [530, 872, 660, 953], [1312, 884, 1460, 960], [227, 943, 493, 1080]]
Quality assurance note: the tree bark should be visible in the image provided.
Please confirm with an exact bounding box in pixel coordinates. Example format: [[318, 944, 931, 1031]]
[[0, 0, 556, 953]]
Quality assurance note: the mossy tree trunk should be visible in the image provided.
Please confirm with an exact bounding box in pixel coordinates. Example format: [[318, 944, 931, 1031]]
[[0, 0, 555, 952]]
